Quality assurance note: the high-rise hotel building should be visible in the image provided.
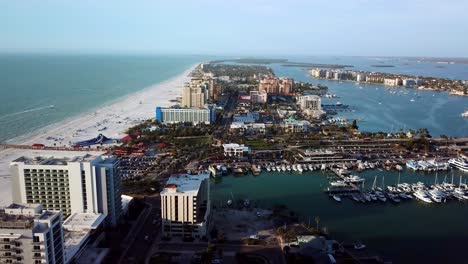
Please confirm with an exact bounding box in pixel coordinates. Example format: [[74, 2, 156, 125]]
[[0, 203, 64, 264], [160, 171, 211, 239], [10, 153, 121, 226]]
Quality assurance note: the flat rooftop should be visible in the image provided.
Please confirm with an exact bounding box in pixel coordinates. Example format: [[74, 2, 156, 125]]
[[161, 171, 210, 196], [10, 150, 106, 166], [63, 213, 106, 231], [10, 149, 113, 166]]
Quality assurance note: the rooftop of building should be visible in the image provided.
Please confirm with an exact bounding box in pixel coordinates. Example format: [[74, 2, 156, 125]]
[[161, 171, 210, 196], [10, 150, 108, 166], [0, 203, 58, 230], [63, 213, 106, 231]]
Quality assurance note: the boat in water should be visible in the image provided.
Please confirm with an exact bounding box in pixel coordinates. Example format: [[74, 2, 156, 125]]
[[414, 190, 433, 203], [448, 157, 468, 172], [461, 110, 468, 118], [354, 242, 366, 250], [221, 166, 228, 176], [330, 181, 347, 187], [251, 165, 261, 176], [332, 195, 341, 202]]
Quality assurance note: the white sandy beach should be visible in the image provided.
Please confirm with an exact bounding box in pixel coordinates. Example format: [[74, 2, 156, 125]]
[[0, 63, 198, 206]]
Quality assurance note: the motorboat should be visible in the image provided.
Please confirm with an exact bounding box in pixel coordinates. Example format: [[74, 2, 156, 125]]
[[448, 157, 468, 172], [461, 110, 468, 118], [354, 242, 366, 250], [428, 189, 444, 203], [297, 164, 303, 173], [330, 181, 347, 187], [344, 175, 365, 183], [376, 192, 387, 202], [332, 195, 341, 202], [414, 190, 433, 203]]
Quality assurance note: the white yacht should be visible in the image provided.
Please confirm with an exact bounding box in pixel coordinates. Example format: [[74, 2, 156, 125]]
[[448, 157, 468, 172], [286, 165, 291, 171], [297, 164, 304, 173], [428, 189, 444, 203], [414, 190, 433, 203], [461, 110, 468, 118], [344, 175, 365, 183], [330, 181, 347, 187], [292, 164, 298, 171]]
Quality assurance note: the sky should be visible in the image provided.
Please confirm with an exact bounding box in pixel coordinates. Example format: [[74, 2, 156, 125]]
[[1, 0, 467, 57]]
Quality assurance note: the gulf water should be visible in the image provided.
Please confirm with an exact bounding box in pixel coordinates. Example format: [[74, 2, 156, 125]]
[[0, 54, 204, 143]]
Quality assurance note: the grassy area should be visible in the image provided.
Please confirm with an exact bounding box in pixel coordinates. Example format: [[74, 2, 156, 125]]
[[245, 140, 269, 149], [174, 136, 212, 146]]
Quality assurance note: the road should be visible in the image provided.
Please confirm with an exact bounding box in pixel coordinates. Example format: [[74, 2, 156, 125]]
[[119, 195, 162, 263], [157, 243, 285, 264]]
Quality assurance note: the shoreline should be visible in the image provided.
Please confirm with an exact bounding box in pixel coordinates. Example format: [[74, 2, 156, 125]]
[[309, 75, 468, 96], [0, 62, 200, 206], [5, 63, 199, 146]]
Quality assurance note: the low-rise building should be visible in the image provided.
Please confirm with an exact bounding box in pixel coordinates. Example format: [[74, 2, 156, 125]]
[[250, 90, 267, 104], [282, 118, 311, 133], [222, 143, 251, 157], [230, 122, 266, 134], [160, 171, 211, 239], [155, 106, 216, 124]]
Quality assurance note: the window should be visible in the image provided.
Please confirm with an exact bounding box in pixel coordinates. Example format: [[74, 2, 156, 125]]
[[33, 236, 40, 242], [3, 238, 9, 242]]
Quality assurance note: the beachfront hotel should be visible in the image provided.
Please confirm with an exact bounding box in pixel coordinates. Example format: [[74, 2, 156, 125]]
[[181, 78, 209, 108], [10, 153, 122, 226], [0, 203, 64, 264], [155, 106, 216, 124], [160, 171, 211, 239]]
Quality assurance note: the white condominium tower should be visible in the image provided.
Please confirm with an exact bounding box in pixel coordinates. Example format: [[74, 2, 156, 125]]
[[0, 203, 64, 264], [160, 171, 211, 239], [10, 153, 122, 226]]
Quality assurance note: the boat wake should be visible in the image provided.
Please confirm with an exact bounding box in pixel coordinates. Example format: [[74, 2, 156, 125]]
[[0, 105, 55, 120]]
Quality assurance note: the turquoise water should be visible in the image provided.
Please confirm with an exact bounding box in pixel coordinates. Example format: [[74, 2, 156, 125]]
[[0, 54, 205, 143], [211, 169, 468, 264]]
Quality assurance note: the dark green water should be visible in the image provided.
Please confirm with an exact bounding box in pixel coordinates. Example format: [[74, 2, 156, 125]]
[[211, 169, 468, 264]]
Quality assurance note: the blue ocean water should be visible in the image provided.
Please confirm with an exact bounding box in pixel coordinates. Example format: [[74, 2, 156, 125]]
[[0, 54, 205, 143], [0, 55, 467, 143], [263, 56, 468, 137]]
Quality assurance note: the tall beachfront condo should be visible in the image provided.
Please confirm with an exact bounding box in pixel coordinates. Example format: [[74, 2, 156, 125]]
[[10, 153, 122, 226], [0, 203, 64, 264], [155, 106, 216, 125], [160, 171, 211, 239], [181, 78, 209, 108]]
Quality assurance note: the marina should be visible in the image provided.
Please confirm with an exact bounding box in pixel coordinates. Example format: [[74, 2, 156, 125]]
[[211, 167, 468, 264]]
